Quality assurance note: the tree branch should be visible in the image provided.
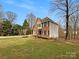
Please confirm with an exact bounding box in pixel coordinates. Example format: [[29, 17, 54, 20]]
[[69, 9, 78, 16]]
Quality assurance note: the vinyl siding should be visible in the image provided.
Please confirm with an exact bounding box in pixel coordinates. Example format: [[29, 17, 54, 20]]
[[49, 22, 59, 38]]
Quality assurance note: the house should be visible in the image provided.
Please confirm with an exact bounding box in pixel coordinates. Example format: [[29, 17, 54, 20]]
[[33, 17, 59, 38]]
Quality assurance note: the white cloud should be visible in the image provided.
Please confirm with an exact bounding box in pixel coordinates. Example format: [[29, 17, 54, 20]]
[[21, 0, 34, 5], [5, 0, 15, 5], [17, 3, 34, 10], [2, 0, 43, 13], [3, 0, 35, 11], [16, 0, 35, 11]]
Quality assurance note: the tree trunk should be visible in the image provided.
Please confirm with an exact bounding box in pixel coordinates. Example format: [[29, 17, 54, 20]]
[[65, 0, 69, 40]]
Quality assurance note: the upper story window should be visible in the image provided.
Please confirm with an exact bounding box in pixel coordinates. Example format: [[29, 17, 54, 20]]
[[37, 24, 42, 27], [43, 22, 48, 27]]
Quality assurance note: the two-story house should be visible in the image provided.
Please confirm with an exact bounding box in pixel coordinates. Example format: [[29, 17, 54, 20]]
[[33, 17, 59, 38]]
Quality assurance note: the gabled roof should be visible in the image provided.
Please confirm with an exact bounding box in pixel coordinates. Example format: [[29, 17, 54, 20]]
[[36, 18, 42, 23], [34, 18, 42, 25], [32, 18, 42, 29], [42, 17, 58, 25]]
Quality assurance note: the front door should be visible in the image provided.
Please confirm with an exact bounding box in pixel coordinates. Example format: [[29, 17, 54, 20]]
[[38, 29, 42, 35]]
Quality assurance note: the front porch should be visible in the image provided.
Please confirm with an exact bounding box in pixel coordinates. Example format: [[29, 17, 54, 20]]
[[34, 29, 50, 39]]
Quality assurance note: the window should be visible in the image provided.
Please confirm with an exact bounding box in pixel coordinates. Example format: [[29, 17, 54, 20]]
[[37, 24, 41, 27], [43, 22, 48, 27]]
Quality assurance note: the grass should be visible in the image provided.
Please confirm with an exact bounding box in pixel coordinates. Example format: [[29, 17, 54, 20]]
[[0, 36, 79, 59]]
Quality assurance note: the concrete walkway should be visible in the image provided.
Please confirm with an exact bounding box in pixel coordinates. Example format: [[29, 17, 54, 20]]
[[0, 35, 33, 38], [0, 36, 23, 38]]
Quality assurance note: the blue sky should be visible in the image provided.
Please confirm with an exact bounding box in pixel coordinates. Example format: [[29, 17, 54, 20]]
[[0, 0, 58, 25]]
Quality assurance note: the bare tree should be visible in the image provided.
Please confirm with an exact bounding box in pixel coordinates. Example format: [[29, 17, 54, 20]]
[[50, 0, 78, 39], [76, 4, 79, 38], [69, 4, 79, 39], [26, 13, 36, 29], [6, 11, 17, 24], [0, 4, 4, 19]]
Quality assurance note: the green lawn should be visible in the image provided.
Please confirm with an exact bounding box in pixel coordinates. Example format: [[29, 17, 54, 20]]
[[0, 36, 79, 59]]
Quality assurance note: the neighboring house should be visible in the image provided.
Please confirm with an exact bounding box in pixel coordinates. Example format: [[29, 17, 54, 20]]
[[33, 17, 59, 38]]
